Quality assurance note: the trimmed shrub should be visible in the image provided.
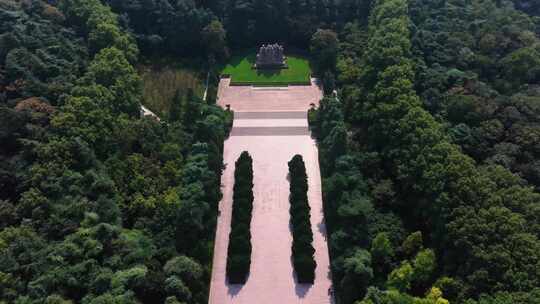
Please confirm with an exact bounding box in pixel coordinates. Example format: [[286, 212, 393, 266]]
[[288, 154, 317, 283], [226, 151, 254, 284]]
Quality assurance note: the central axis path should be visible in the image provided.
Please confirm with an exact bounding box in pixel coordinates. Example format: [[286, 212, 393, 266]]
[[209, 79, 333, 304]]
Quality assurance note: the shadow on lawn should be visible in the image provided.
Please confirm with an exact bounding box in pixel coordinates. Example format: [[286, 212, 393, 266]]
[[256, 68, 281, 77], [225, 52, 257, 68]]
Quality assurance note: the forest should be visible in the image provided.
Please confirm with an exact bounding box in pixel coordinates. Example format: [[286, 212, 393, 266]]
[[0, 0, 230, 303], [1, 0, 539, 303]]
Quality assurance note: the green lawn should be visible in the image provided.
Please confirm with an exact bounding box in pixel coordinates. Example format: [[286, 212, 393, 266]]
[[221, 52, 311, 85]]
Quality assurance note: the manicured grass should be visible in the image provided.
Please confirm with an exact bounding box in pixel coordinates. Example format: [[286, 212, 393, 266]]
[[222, 52, 311, 85]]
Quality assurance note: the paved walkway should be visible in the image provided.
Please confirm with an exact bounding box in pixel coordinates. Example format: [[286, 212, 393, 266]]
[[209, 81, 333, 304], [217, 78, 322, 112]]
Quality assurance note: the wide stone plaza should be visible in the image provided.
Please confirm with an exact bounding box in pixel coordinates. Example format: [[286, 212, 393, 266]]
[[208, 77, 333, 304]]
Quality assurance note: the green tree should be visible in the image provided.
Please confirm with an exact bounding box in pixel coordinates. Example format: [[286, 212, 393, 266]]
[[83, 47, 142, 116], [183, 88, 201, 131], [387, 261, 414, 292], [202, 20, 228, 60], [341, 249, 373, 303], [169, 89, 183, 122], [371, 232, 394, 281], [401, 231, 423, 258], [412, 249, 436, 287], [501, 44, 540, 87], [310, 29, 339, 75]]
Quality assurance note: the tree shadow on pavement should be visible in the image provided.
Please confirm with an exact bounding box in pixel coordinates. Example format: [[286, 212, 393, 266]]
[[318, 221, 328, 240], [226, 275, 248, 297], [295, 282, 313, 298], [290, 254, 313, 298]]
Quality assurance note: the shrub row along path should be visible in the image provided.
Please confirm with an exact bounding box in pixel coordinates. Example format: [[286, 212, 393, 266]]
[[209, 79, 333, 304]]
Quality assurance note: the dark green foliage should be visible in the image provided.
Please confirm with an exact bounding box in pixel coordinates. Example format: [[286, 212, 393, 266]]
[[0, 1, 231, 303], [0, 0, 87, 101], [59, 0, 138, 62], [183, 88, 201, 129], [318, 0, 540, 303], [322, 71, 336, 95], [224, 0, 371, 49], [202, 20, 229, 61], [312, 98, 406, 303], [2, 0, 540, 302], [360, 0, 539, 296], [370, 233, 394, 284], [103, 0, 215, 57], [288, 155, 316, 284], [102, 0, 373, 56], [409, 0, 540, 193], [226, 151, 254, 284], [310, 29, 339, 76], [340, 249, 373, 303], [464, 288, 540, 304], [169, 89, 183, 122]]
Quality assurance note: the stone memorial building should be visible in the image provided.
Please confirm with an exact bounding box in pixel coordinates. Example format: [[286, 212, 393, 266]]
[[255, 44, 287, 69]]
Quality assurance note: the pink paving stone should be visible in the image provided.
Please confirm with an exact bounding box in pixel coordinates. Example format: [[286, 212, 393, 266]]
[[209, 80, 333, 304], [217, 78, 323, 112], [233, 119, 308, 128]]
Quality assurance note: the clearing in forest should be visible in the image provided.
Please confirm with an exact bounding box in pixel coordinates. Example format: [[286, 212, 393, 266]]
[[138, 63, 204, 117], [221, 51, 311, 85], [209, 79, 333, 304]]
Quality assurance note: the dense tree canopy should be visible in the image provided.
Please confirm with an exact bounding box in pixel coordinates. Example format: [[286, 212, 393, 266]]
[[102, 0, 374, 57], [0, 0, 230, 303], [0, 0, 87, 102], [314, 0, 540, 303], [2, 0, 540, 303]]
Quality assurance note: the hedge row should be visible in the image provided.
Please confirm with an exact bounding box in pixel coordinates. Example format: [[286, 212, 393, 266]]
[[226, 151, 254, 284], [288, 155, 317, 284]]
